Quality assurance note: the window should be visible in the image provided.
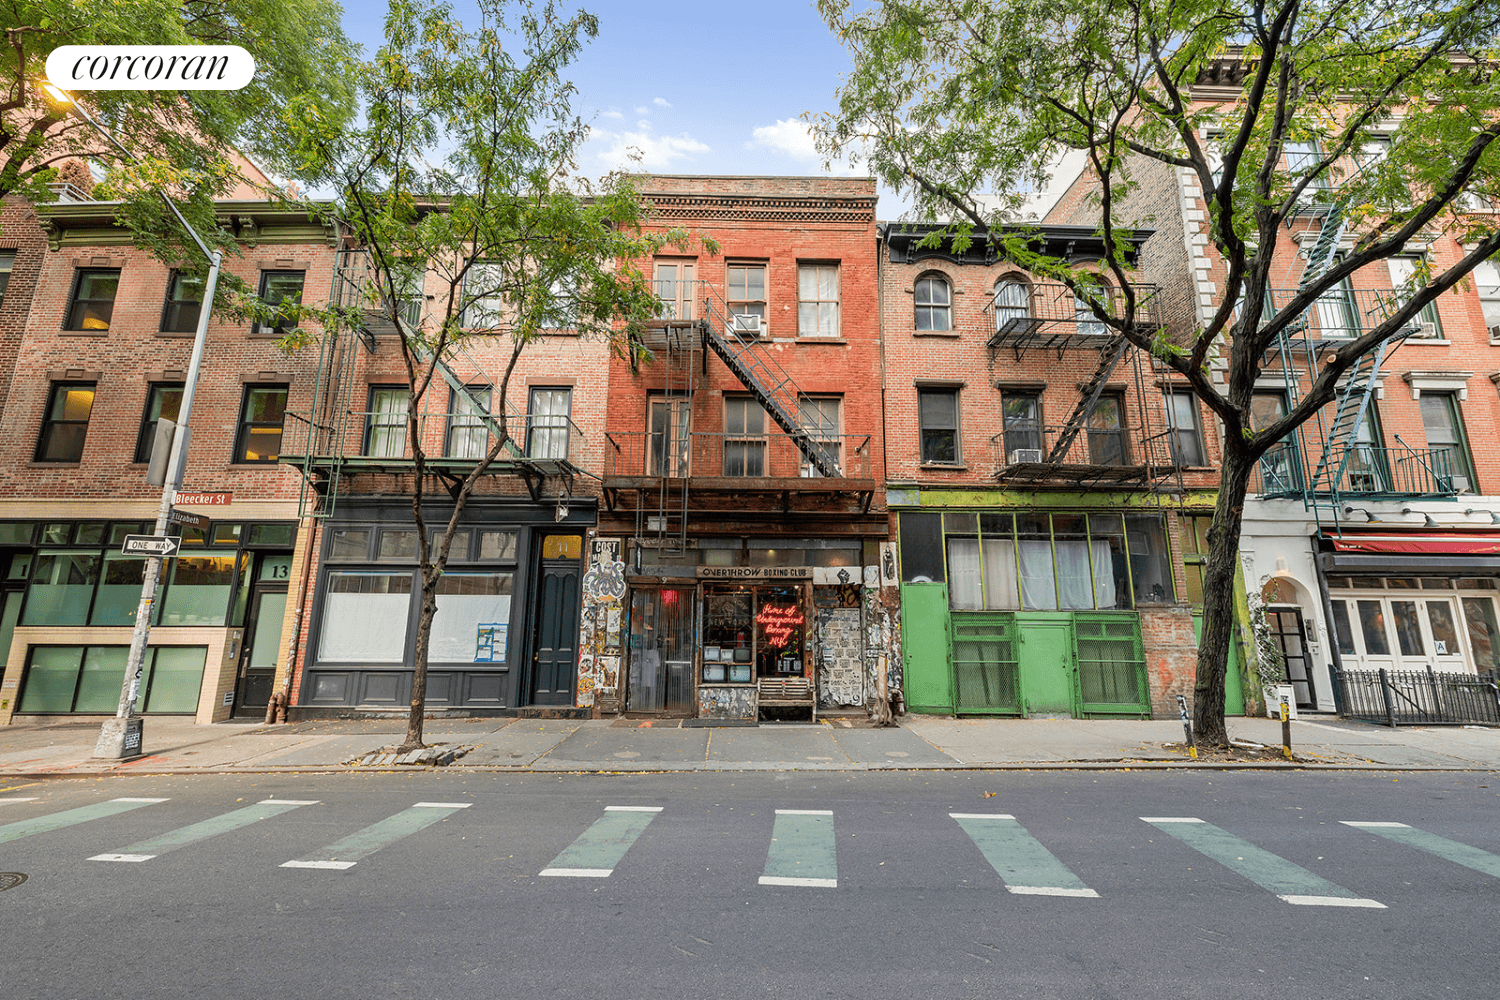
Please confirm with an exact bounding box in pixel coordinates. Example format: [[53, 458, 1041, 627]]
[[936, 511, 1139, 612], [918, 387, 960, 464], [160, 270, 204, 333], [0, 250, 13, 310], [318, 571, 413, 662], [66, 269, 120, 331], [798, 396, 842, 477], [385, 260, 424, 330], [1346, 403, 1388, 492], [35, 382, 95, 462], [527, 387, 572, 460], [1473, 260, 1500, 338], [994, 279, 1031, 332], [1250, 391, 1302, 492], [1000, 391, 1042, 460], [462, 261, 505, 327], [1284, 139, 1328, 189], [16, 645, 205, 715], [654, 260, 696, 320], [914, 274, 951, 331], [1420, 392, 1476, 490], [727, 263, 766, 330], [1087, 394, 1129, 466], [1387, 256, 1442, 337], [253, 270, 305, 337], [1313, 255, 1357, 339], [445, 386, 491, 459], [797, 263, 839, 337], [1074, 287, 1107, 337], [724, 397, 767, 477], [431, 572, 514, 663], [234, 386, 288, 463], [365, 387, 408, 458], [649, 396, 691, 476], [1164, 390, 1206, 466], [134, 383, 184, 463]]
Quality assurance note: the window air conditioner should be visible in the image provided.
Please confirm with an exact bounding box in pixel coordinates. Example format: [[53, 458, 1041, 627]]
[[1450, 475, 1472, 494], [1416, 320, 1438, 338], [731, 314, 764, 336], [1009, 448, 1044, 464], [1489, 324, 1500, 341]]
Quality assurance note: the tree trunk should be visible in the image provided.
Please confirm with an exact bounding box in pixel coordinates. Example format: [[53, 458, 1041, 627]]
[[1192, 438, 1257, 748], [404, 583, 438, 750]]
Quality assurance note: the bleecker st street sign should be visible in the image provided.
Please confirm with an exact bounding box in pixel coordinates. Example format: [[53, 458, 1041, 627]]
[[120, 535, 181, 557], [174, 491, 232, 506]]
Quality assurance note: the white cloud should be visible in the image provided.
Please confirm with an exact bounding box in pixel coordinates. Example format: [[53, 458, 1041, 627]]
[[653, 97, 672, 108], [600, 109, 624, 120], [588, 128, 711, 172], [746, 118, 862, 175], [637, 119, 652, 130], [634, 105, 648, 114]]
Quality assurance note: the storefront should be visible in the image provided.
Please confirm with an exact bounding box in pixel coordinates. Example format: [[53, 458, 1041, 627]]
[[580, 538, 885, 720]]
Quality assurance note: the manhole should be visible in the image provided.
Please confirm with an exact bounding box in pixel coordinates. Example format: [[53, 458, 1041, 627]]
[[0, 873, 27, 892]]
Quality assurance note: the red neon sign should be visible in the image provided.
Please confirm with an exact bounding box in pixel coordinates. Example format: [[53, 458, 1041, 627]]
[[755, 604, 804, 648]]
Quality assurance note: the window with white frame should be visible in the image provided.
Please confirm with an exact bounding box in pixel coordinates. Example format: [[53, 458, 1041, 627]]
[[914, 274, 952, 331], [462, 261, 506, 327], [1476, 260, 1500, 337], [797, 263, 839, 337], [993, 279, 1030, 331], [654, 260, 696, 320], [445, 386, 491, 459], [527, 387, 572, 460], [727, 263, 766, 332], [365, 387, 408, 458], [798, 396, 842, 477], [1164, 390, 1206, 466]]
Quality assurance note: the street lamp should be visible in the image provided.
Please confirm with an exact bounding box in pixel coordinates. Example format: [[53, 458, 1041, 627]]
[[42, 84, 224, 758]]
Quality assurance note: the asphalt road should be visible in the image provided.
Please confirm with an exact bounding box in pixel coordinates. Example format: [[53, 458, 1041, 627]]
[[0, 770, 1495, 1000]]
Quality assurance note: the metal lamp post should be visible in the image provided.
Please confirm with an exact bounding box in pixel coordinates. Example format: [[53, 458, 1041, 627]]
[[41, 84, 224, 758]]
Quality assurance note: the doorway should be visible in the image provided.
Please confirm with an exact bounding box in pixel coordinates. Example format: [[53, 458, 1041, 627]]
[[234, 555, 290, 715], [1266, 606, 1316, 711], [626, 586, 695, 714], [530, 557, 581, 706]]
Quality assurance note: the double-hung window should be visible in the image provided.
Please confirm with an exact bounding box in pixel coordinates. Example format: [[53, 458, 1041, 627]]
[[527, 387, 572, 460], [365, 387, 408, 458], [649, 396, 691, 477], [1387, 256, 1442, 337], [160, 270, 204, 334], [727, 263, 766, 334], [36, 382, 96, 462], [234, 386, 288, 463], [724, 397, 767, 477], [797, 263, 839, 337], [993, 280, 1030, 332], [463, 261, 506, 328], [798, 396, 842, 478], [254, 271, 305, 337], [914, 275, 951, 331], [1420, 392, 1476, 491], [654, 260, 696, 320], [1164, 390, 1206, 467], [66, 269, 120, 331], [1087, 393, 1128, 466], [1000, 391, 1042, 461], [918, 388, 960, 465], [135, 383, 184, 463], [1473, 259, 1500, 338], [445, 386, 491, 459]]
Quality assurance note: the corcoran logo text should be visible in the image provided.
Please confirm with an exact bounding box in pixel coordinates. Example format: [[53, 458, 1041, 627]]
[[46, 46, 255, 91]]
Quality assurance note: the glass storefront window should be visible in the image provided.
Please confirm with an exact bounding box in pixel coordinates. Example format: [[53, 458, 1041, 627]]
[[143, 647, 207, 712], [703, 588, 753, 683], [16, 645, 204, 714], [74, 646, 129, 713], [329, 529, 371, 560], [430, 573, 513, 663], [18, 646, 83, 712], [90, 553, 146, 626], [23, 551, 100, 625], [160, 554, 239, 626], [1125, 515, 1173, 604], [479, 530, 517, 562], [755, 586, 805, 677], [1462, 597, 1500, 672], [318, 572, 413, 662]]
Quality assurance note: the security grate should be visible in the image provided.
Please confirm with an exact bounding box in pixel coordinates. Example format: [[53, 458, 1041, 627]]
[[1074, 614, 1150, 716], [951, 613, 1020, 714]]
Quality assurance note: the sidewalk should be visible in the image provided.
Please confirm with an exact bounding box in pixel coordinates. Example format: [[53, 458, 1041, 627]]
[[0, 714, 1497, 779]]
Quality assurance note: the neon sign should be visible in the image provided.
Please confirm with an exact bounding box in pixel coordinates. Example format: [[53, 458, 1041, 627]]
[[755, 604, 804, 648]]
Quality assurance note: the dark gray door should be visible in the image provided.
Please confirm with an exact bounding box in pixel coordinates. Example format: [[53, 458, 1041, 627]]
[[530, 560, 580, 705], [236, 587, 287, 714]]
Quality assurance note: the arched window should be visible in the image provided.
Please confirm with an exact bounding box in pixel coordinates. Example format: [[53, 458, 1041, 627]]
[[994, 279, 1030, 331], [914, 274, 952, 331]]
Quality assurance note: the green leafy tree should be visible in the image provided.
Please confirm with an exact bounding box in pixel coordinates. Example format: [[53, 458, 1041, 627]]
[[282, 0, 707, 751], [815, 0, 1500, 745], [2, 0, 356, 290]]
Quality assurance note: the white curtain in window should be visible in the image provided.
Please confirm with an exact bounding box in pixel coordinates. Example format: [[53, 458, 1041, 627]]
[[947, 538, 983, 610], [1091, 540, 1117, 608], [1056, 540, 1094, 610], [1019, 540, 1057, 610], [318, 576, 411, 661], [982, 539, 1020, 610], [368, 391, 407, 458], [430, 574, 512, 662]]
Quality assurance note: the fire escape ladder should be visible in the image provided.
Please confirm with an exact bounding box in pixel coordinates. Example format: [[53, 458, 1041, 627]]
[[701, 306, 841, 478], [1045, 336, 1130, 464], [1307, 343, 1384, 495]]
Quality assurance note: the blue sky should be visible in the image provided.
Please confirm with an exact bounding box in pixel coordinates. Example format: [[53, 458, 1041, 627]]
[[340, 1, 874, 183]]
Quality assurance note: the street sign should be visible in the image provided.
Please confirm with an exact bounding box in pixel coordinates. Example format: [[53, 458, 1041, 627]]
[[174, 491, 232, 506], [168, 508, 208, 529], [121, 534, 181, 557]]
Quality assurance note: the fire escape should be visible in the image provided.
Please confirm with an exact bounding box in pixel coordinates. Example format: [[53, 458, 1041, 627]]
[[986, 281, 1184, 496], [279, 249, 591, 516], [1253, 199, 1456, 529]]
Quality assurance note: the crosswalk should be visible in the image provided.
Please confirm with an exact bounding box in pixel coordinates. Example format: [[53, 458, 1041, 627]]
[[1, 794, 1496, 908]]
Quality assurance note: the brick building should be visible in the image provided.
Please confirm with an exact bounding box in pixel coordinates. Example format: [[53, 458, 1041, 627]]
[[581, 175, 894, 722], [0, 190, 335, 725], [1049, 53, 1500, 718], [881, 222, 1229, 720]]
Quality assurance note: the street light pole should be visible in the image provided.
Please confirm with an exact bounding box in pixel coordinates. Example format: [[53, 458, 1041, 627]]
[[40, 84, 225, 758]]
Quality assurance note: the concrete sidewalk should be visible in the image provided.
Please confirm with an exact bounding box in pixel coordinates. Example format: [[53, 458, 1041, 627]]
[[0, 713, 1497, 779]]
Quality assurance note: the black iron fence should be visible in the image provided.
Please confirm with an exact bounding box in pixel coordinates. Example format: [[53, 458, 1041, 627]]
[[1334, 667, 1500, 727]]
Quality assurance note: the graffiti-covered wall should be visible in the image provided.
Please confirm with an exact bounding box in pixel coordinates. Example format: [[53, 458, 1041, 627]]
[[577, 535, 626, 712]]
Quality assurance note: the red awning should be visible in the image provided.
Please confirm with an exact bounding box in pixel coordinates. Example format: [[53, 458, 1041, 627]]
[[1329, 535, 1500, 556]]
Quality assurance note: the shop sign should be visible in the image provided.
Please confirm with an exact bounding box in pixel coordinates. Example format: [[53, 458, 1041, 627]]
[[696, 566, 814, 580], [755, 604, 805, 648]]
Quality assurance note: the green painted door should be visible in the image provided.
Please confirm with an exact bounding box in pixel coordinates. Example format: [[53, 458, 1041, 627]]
[[1017, 617, 1074, 717], [901, 584, 953, 713]]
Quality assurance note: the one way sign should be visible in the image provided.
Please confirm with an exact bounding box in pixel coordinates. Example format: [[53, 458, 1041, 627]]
[[120, 535, 181, 558]]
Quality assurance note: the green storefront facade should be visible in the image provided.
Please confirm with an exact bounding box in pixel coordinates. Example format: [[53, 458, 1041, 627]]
[[891, 488, 1245, 719]]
